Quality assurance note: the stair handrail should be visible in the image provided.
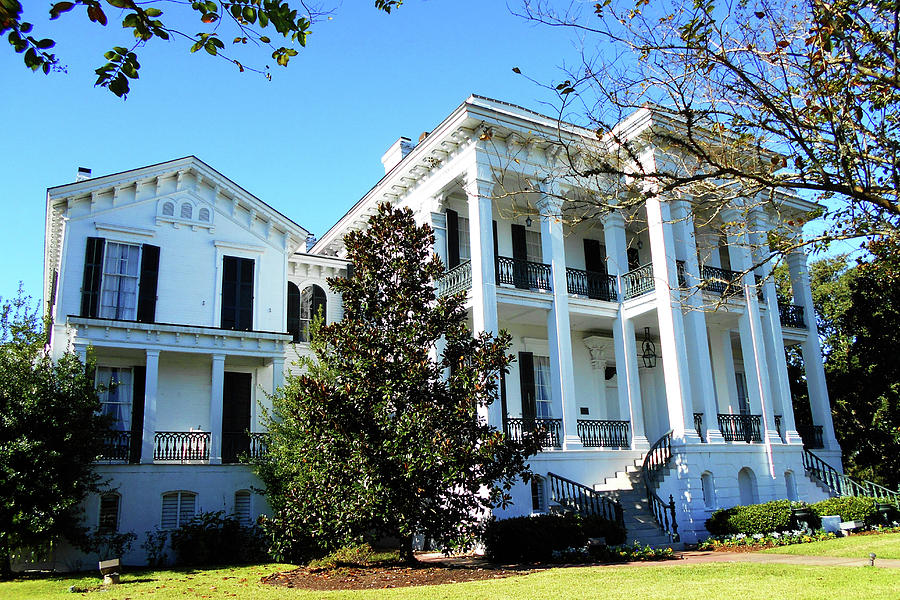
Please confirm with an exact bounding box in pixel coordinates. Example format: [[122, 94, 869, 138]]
[[641, 431, 679, 542], [802, 448, 900, 502], [546, 471, 625, 529]]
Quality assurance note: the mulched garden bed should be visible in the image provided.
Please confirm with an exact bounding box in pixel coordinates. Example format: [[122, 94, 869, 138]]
[[261, 559, 537, 591]]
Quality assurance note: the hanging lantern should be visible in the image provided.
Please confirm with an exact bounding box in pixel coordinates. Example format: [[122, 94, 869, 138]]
[[641, 327, 657, 368], [525, 215, 533, 228]]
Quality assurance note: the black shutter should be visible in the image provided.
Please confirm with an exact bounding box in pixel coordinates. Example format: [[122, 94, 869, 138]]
[[518, 351, 536, 420], [80, 237, 105, 317], [446, 209, 460, 268], [287, 282, 301, 341], [130, 366, 146, 464], [627, 248, 640, 271], [221, 256, 254, 331], [222, 372, 252, 463], [492, 220, 498, 283], [500, 369, 508, 434], [584, 239, 606, 274], [511, 224, 528, 289], [136, 244, 160, 323]]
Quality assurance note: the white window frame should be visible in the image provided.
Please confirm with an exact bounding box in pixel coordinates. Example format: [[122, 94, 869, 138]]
[[96, 366, 134, 431], [99, 241, 142, 320], [534, 355, 552, 418], [457, 215, 471, 263]]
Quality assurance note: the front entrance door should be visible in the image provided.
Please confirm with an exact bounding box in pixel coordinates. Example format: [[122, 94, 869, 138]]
[[222, 372, 252, 463]]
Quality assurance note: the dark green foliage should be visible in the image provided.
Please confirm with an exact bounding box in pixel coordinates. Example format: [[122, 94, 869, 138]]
[[0, 288, 107, 577], [483, 513, 626, 563], [169, 511, 269, 566], [1, 1, 401, 97], [257, 203, 541, 563], [704, 500, 816, 536], [809, 497, 881, 523]]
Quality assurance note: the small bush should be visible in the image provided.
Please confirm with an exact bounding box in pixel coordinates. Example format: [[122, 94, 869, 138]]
[[308, 543, 376, 569], [483, 513, 626, 563], [169, 511, 269, 566], [809, 497, 881, 523], [705, 500, 819, 535]]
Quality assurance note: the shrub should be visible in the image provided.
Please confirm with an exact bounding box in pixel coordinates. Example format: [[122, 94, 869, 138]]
[[483, 513, 626, 563], [705, 500, 819, 535], [809, 497, 881, 523], [169, 511, 269, 566]]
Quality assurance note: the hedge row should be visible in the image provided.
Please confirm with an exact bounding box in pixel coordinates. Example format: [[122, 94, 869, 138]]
[[705, 496, 896, 536], [483, 513, 627, 563]]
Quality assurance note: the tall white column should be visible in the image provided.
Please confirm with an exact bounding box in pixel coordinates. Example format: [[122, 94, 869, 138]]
[[723, 210, 781, 447], [464, 164, 501, 428], [787, 250, 840, 451], [141, 350, 160, 464], [751, 212, 802, 445], [209, 353, 226, 465], [672, 201, 724, 443], [603, 212, 649, 448], [709, 327, 739, 413], [645, 196, 701, 444], [537, 193, 581, 450]]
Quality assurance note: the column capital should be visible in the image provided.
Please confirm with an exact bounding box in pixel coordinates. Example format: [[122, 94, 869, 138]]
[[601, 210, 626, 229], [211, 353, 226, 363], [785, 248, 808, 270], [720, 206, 744, 224], [146, 349, 160, 359], [535, 193, 563, 217]]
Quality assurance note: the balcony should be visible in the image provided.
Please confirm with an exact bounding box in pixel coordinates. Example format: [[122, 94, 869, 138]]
[[779, 303, 806, 328], [436, 260, 472, 297], [495, 256, 552, 291], [622, 263, 654, 299], [566, 268, 617, 301], [717, 414, 762, 443], [504, 417, 562, 448], [700, 265, 742, 295], [576, 419, 630, 448], [222, 432, 270, 463], [96, 430, 135, 463], [154, 431, 211, 462], [797, 424, 825, 449]]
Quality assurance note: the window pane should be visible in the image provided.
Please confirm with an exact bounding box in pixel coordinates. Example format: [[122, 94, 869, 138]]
[[234, 491, 251, 525], [161, 493, 178, 529], [457, 216, 471, 262], [97, 367, 133, 431], [534, 356, 552, 418], [100, 242, 140, 320], [179, 492, 196, 526], [99, 494, 120, 533], [525, 230, 542, 263]]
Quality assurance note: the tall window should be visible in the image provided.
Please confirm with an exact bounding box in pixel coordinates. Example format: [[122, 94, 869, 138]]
[[97, 367, 133, 431], [534, 356, 552, 418], [457, 215, 471, 263], [98, 493, 121, 533], [701, 472, 716, 509], [161, 491, 196, 529], [531, 476, 547, 513], [735, 372, 750, 414], [525, 230, 542, 263], [221, 256, 254, 331], [299, 284, 327, 342], [100, 242, 141, 320]]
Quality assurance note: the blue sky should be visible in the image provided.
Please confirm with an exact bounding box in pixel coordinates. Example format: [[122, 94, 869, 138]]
[[1, 1, 578, 304]]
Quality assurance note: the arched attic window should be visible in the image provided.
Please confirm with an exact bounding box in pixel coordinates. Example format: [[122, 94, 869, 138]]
[[180, 203, 193, 219], [287, 282, 301, 342], [162, 201, 175, 216], [199, 207, 210, 222], [299, 284, 327, 342]]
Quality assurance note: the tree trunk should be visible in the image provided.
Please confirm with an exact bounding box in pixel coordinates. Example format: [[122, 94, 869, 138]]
[[400, 534, 417, 564], [0, 539, 12, 580]]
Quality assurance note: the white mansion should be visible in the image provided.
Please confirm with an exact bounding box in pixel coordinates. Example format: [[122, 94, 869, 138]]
[[43, 95, 847, 567]]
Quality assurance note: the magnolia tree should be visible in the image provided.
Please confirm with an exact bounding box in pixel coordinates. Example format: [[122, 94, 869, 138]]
[[257, 203, 542, 562], [0, 289, 107, 577], [508, 0, 899, 260]]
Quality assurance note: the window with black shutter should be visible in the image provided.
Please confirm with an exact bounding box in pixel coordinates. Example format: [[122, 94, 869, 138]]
[[518, 351, 536, 420], [287, 282, 301, 341], [446, 208, 460, 269], [221, 256, 254, 331], [136, 244, 160, 323]]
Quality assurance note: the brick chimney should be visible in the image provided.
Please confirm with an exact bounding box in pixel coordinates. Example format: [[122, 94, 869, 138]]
[[380, 137, 414, 174]]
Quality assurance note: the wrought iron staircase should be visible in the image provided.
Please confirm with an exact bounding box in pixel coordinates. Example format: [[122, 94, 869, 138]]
[[547, 471, 625, 528], [802, 449, 900, 502], [641, 431, 680, 542]]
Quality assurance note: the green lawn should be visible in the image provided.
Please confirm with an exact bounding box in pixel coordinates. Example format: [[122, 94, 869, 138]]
[[2, 561, 897, 600], [764, 532, 900, 559]]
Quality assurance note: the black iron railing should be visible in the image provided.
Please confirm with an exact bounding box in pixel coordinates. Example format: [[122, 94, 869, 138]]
[[622, 263, 654, 299], [97, 430, 133, 462], [774, 415, 783, 440], [797, 424, 824, 449], [154, 431, 210, 462], [547, 471, 625, 528], [693, 412, 705, 442], [754, 275, 766, 301], [675, 260, 687, 287], [222, 432, 269, 463], [642, 431, 679, 542], [700, 265, 742, 295], [779, 303, 806, 328], [505, 417, 562, 448], [717, 414, 762, 443], [576, 419, 629, 448], [436, 260, 472, 297], [803, 449, 900, 502], [496, 256, 552, 291], [566, 268, 617, 301]]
